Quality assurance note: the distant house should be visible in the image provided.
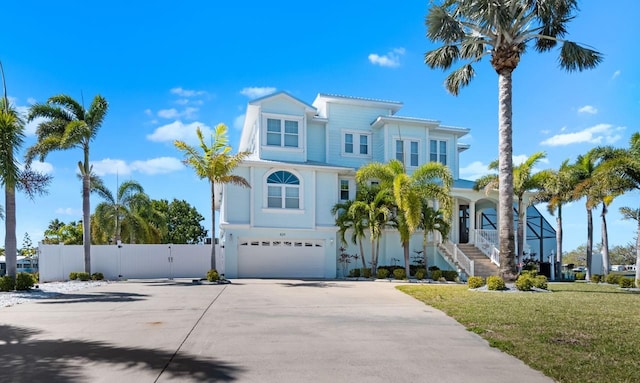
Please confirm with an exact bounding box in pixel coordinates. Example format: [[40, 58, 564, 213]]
[[0, 256, 38, 276], [218, 92, 556, 279]]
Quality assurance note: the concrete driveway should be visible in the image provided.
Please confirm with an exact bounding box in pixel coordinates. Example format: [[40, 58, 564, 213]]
[[0, 279, 552, 382]]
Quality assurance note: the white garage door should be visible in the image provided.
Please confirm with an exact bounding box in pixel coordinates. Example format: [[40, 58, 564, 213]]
[[237, 239, 325, 278]]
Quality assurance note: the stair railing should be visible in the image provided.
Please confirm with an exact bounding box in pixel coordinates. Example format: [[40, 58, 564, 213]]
[[474, 230, 500, 266], [439, 239, 475, 277]]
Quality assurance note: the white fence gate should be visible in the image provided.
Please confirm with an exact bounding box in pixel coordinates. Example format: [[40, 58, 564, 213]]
[[38, 244, 223, 282]]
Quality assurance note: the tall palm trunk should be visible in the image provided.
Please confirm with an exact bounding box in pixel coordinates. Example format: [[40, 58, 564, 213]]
[[82, 156, 91, 274], [497, 70, 517, 281], [403, 241, 410, 278], [358, 238, 366, 269], [635, 219, 640, 287], [5, 185, 17, 278], [371, 237, 380, 276], [586, 208, 593, 281], [517, 197, 525, 268], [556, 205, 563, 279], [210, 181, 217, 271], [600, 203, 610, 276]]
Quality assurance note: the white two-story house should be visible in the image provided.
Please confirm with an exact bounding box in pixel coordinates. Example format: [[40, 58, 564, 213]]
[[218, 92, 556, 279]]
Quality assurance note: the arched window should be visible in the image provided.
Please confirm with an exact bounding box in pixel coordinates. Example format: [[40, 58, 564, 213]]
[[267, 171, 300, 209]]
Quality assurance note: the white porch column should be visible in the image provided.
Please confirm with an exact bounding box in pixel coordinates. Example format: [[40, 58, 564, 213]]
[[469, 201, 476, 244]]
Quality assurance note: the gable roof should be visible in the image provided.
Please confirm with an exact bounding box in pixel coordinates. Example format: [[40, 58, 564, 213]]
[[249, 91, 317, 113]]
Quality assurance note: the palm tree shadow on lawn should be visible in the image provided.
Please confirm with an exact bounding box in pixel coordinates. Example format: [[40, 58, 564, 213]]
[[0, 325, 243, 382]]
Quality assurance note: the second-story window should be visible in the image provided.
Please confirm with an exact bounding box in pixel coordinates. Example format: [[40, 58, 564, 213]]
[[343, 131, 371, 156], [430, 139, 447, 165], [340, 180, 349, 200], [396, 139, 419, 166], [266, 118, 299, 148]]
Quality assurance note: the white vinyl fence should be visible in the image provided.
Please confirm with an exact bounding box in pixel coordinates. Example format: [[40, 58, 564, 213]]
[[38, 244, 223, 282]]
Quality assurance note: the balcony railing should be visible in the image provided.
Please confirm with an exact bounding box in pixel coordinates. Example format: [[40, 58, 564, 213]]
[[474, 229, 500, 266]]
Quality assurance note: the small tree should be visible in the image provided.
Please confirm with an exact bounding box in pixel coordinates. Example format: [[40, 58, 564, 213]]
[[174, 124, 250, 271]]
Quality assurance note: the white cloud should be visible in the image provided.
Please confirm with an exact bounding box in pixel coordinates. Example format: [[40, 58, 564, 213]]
[[175, 98, 189, 105], [55, 207, 82, 216], [146, 120, 212, 144], [157, 107, 198, 120], [91, 157, 184, 176], [368, 47, 405, 68], [233, 114, 245, 130], [144, 109, 153, 116], [612, 70, 621, 80], [14, 105, 44, 136], [26, 97, 37, 105], [459, 161, 491, 180], [512, 154, 549, 166], [540, 129, 550, 135], [130, 157, 184, 175], [578, 105, 598, 115], [540, 124, 624, 146], [170, 87, 207, 97], [28, 161, 54, 174], [158, 108, 180, 119], [240, 87, 277, 99], [91, 158, 131, 176]]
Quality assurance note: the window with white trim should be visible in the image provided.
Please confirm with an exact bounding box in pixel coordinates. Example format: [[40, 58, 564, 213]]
[[343, 131, 370, 156], [396, 139, 419, 166], [267, 171, 300, 209], [340, 180, 349, 200], [265, 118, 299, 148], [430, 139, 447, 165]]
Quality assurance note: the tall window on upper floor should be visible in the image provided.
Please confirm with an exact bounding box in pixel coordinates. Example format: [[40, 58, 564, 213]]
[[266, 118, 299, 148], [343, 131, 371, 157], [430, 139, 447, 165], [267, 171, 300, 209], [340, 179, 349, 200], [396, 139, 419, 167]]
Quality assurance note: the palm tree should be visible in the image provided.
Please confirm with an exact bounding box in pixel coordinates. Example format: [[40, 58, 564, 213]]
[[619, 207, 640, 287], [348, 186, 393, 275], [534, 160, 577, 277], [425, 1, 602, 280], [174, 124, 250, 271], [44, 218, 65, 244], [357, 160, 453, 278], [419, 205, 450, 271], [0, 62, 51, 278], [91, 178, 155, 244], [27, 94, 108, 274], [475, 152, 547, 271], [332, 199, 367, 270]]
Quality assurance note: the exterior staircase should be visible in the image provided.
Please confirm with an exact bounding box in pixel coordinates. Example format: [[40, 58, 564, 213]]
[[456, 243, 500, 278]]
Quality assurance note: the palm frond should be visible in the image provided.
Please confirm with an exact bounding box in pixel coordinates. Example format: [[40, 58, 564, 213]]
[[47, 95, 85, 120], [559, 41, 603, 72], [444, 64, 475, 96], [425, 4, 465, 43], [424, 45, 460, 70]]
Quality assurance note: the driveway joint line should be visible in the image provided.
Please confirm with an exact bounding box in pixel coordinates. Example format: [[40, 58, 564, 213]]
[[154, 285, 228, 382]]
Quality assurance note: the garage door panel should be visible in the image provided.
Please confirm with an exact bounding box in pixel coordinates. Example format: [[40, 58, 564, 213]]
[[238, 239, 325, 278]]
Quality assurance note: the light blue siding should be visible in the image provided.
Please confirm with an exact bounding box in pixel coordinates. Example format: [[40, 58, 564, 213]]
[[225, 167, 251, 224], [315, 172, 338, 226], [307, 122, 326, 162]]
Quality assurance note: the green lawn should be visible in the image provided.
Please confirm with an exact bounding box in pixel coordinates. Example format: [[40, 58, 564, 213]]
[[398, 283, 640, 383]]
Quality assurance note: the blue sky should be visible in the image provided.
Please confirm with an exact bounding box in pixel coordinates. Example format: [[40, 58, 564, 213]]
[[2, 1, 639, 253]]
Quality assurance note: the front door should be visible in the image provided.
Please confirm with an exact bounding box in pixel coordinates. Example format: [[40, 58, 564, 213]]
[[459, 205, 469, 243]]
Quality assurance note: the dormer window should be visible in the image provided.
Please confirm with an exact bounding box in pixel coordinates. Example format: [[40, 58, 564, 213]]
[[266, 118, 299, 147]]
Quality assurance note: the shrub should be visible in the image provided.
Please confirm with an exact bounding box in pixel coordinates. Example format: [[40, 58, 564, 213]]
[[77, 272, 91, 281], [575, 272, 586, 280], [428, 266, 440, 272], [393, 268, 407, 280], [348, 268, 361, 278], [32, 272, 39, 283], [442, 270, 459, 281], [590, 274, 602, 283], [0, 276, 16, 291], [206, 269, 220, 282], [515, 275, 534, 291], [534, 275, 548, 290], [430, 270, 443, 281], [619, 277, 635, 288], [415, 270, 426, 280], [92, 272, 105, 281], [361, 268, 372, 279], [69, 272, 78, 281], [487, 276, 506, 291], [468, 276, 485, 289], [605, 273, 622, 285], [15, 272, 36, 291], [377, 268, 389, 279]]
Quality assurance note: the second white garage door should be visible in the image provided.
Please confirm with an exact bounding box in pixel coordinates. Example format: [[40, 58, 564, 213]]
[[237, 239, 325, 278]]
